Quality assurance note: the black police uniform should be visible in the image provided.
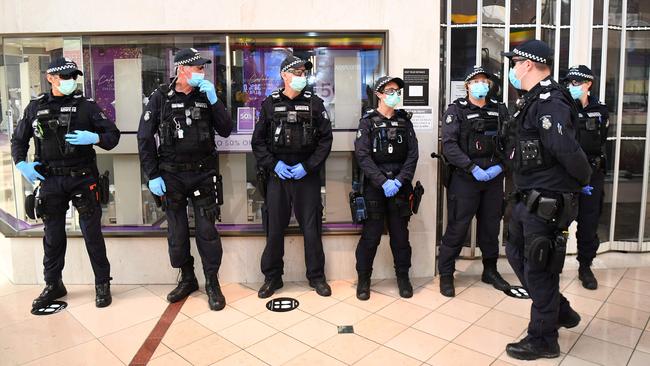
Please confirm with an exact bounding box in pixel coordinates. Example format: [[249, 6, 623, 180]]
[[439, 96, 509, 278], [503, 75, 592, 354], [251, 87, 333, 285], [137, 64, 233, 290], [11, 74, 120, 298], [354, 107, 419, 289]]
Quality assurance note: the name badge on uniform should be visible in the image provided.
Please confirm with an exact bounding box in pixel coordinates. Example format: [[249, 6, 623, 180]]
[[60, 106, 77, 113], [467, 113, 479, 119], [172, 103, 185, 109], [295, 105, 310, 111], [194, 102, 208, 109], [274, 106, 287, 112], [37, 109, 50, 116], [487, 111, 499, 116], [587, 112, 602, 118]]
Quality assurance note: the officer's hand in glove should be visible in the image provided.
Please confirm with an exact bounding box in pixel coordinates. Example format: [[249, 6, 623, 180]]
[[471, 166, 491, 181], [581, 185, 593, 196], [148, 177, 166, 197], [274, 161, 293, 180], [16, 161, 45, 184], [382, 179, 400, 197], [485, 165, 503, 180], [394, 179, 402, 188], [65, 130, 99, 145], [198, 80, 218, 105], [289, 163, 307, 180]]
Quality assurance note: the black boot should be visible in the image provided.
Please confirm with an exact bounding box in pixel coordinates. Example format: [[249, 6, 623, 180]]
[[167, 264, 199, 303], [309, 278, 332, 297], [32, 279, 67, 309], [396, 274, 413, 298], [481, 258, 510, 291], [95, 282, 112, 308], [439, 274, 455, 297], [258, 277, 283, 299], [506, 337, 560, 360], [558, 306, 581, 329], [579, 263, 598, 290], [205, 274, 226, 311], [356, 272, 371, 301]]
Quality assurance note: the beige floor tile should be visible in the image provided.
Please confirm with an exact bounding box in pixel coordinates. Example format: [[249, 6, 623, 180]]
[[210, 350, 268, 366], [0, 311, 95, 365], [592, 268, 627, 288], [343, 290, 396, 313], [0, 287, 47, 329], [457, 284, 506, 308], [404, 286, 452, 310], [272, 282, 310, 298], [427, 342, 494, 366], [559, 355, 599, 365], [326, 280, 357, 300], [595, 302, 650, 329], [68, 286, 168, 337], [256, 308, 310, 331], [453, 325, 514, 357], [179, 292, 214, 317], [494, 296, 532, 319], [316, 333, 379, 364], [144, 284, 177, 299], [624, 267, 650, 283], [221, 283, 257, 303], [475, 309, 529, 338], [63, 284, 140, 309], [353, 313, 408, 344], [176, 333, 240, 366], [633, 330, 650, 354], [23, 339, 122, 366], [491, 360, 517, 366], [385, 327, 448, 361], [295, 290, 340, 315], [217, 317, 277, 348], [284, 316, 338, 347], [246, 332, 309, 366], [0, 275, 40, 297], [628, 350, 650, 366], [562, 293, 603, 316], [564, 279, 614, 301], [615, 277, 650, 294], [565, 312, 592, 334], [354, 346, 421, 366], [371, 278, 403, 298], [376, 299, 431, 326], [412, 310, 472, 341], [193, 305, 249, 332], [148, 352, 192, 366], [568, 335, 633, 366], [498, 351, 564, 366], [558, 329, 581, 352], [99, 318, 171, 363], [583, 317, 643, 348], [230, 293, 272, 316], [607, 288, 650, 311], [283, 348, 345, 366], [316, 301, 371, 326], [161, 318, 213, 350], [437, 298, 491, 323]]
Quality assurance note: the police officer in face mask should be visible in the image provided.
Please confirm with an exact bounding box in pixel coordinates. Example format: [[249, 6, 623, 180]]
[[11, 57, 120, 309], [501, 40, 591, 360], [438, 66, 511, 297], [137, 48, 233, 311], [563, 65, 609, 290], [252, 55, 333, 298], [353, 76, 419, 300]]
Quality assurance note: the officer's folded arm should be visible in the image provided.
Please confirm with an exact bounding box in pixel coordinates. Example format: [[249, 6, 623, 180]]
[[210, 100, 233, 138], [441, 109, 474, 172], [250, 103, 277, 170]]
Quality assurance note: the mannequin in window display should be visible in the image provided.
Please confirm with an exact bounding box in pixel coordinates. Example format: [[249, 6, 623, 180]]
[[11, 57, 120, 310], [251, 55, 333, 299], [438, 65, 511, 298], [562, 65, 609, 290], [137, 48, 233, 311]]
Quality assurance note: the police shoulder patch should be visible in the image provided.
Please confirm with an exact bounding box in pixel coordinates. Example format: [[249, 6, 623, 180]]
[[356, 130, 362, 139], [540, 115, 553, 130], [144, 110, 151, 121], [445, 114, 455, 124]]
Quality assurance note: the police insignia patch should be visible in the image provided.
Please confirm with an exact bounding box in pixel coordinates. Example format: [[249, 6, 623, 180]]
[[541, 115, 552, 130], [144, 111, 151, 121], [557, 123, 563, 135], [100, 112, 107, 120], [356, 130, 362, 139], [322, 110, 329, 120], [445, 115, 453, 124]]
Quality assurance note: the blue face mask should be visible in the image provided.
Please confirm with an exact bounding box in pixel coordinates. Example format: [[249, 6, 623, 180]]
[[568, 85, 585, 100], [289, 76, 307, 92], [508, 68, 522, 90], [384, 92, 401, 108], [56, 79, 77, 95], [469, 82, 490, 99], [187, 72, 205, 87]]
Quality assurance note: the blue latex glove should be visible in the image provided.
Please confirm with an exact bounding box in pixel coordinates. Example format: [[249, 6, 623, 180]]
[[581, 185, 593, 196], [289, 163, 307, 180], [16, 161, 45, 184], [65, 130, 99, 145], [382, 179, 399, 197], [274, 161, 293, 180], [148, 177, 166, 197], [394, 179, 402, 188], [198, 80, 218, 105], [471, 166, 491, 182], [485, 165, 504, 180]]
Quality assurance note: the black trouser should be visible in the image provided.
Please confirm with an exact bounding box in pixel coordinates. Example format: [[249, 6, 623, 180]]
[[261, 172, 325, 281], [162, 170, 222, 276], [576, 169, 605, 266], [438, 171, 504, 275], [506, 201, 574, 347], [355, 181, 412, 276], [39, 174, 110, 284]]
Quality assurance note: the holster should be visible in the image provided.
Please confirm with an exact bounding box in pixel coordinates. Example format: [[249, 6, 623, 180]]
[[349, 191, 368, 224], [257, 167, 269, 199], [98, 170, 110, 205], [410, 181, 425, 214], [431, 152, 454, 188]]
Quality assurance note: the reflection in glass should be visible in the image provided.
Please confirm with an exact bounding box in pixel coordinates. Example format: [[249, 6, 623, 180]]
[[614, 140, 645, 241], [627, 0, 650, 26], [511, 0, 537, 24], [451, 28, 477, 81], [593, 0, 605, 25], [561, 0, 572, 25], [483, 0, 506, 24], [558, 29, 570, 79], [541, 0, 557, 25], [541, 29, 555, 53], [605, 29, 622, 135], [590, 29, 603, 98], [452, 0, 477, 24], [621, 31, 649, 137], [481, 27, 505, 96], [609, 0, 624, 26]]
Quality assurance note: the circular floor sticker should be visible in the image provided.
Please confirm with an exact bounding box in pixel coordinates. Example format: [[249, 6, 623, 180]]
[[31, 301, 68, 316], [504, 286, 530, 299], [266, 297, 299, 312]]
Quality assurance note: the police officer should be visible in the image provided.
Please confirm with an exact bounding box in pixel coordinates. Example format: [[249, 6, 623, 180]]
[[502, 40, 592, 360], [252, 55, 333, 298], [11, 57, 120, 309], [563, 65, 609, 290], [438, 66, 510, 297], [137, 48, 233, 311], [354, 76, 419, 300]]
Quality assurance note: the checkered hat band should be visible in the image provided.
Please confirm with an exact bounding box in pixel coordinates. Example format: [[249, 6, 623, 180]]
[[375, 79, 392, 92], [281, 59, 303, 73], [174, 54, 202, 66], [513, 48, 547, 64], [567, 71, 594, 80], [465, 70, 486, 81], [47, 64, 77, 74]]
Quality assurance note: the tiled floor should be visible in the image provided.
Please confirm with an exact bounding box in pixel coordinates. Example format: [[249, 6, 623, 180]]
[[2, 253, 650, 365]]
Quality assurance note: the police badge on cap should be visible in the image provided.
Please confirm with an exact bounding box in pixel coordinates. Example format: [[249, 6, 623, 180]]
[[280, 55, 313, 73]]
